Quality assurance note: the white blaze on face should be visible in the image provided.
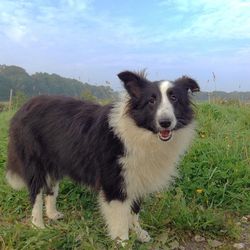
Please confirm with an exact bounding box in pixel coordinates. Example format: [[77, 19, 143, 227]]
[[156, 81, 177, 130]]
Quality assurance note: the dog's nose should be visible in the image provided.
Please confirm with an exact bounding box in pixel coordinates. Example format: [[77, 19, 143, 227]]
[[159, 119, 172, 128]]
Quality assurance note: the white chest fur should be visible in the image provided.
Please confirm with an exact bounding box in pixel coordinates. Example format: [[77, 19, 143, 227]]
[[109, 98, 196, 199]]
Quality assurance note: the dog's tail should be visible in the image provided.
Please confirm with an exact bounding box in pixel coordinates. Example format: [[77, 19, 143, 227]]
[[6, 169, 26, 190], [6, 136, 26, 190], [6, 170, 26, 190]]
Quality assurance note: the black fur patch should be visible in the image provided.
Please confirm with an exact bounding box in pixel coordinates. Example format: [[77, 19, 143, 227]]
[[7, 95, 126, 204], [131, 198, 142, 214], [118, 71, 162, 133], [168, 77, 199, 130]]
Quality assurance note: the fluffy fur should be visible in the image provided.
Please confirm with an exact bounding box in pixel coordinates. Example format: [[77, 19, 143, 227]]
[[6, 71, 199, 242]]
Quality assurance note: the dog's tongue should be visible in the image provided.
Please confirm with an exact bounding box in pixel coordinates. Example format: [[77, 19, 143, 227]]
[[160, 129, 170, 138], [159, 129, 172, 141]]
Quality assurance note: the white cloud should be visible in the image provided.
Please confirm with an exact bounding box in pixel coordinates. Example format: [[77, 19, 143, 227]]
[[1, 0, 250, 47], [64, 0, 92, 11], [157, 0, 250, 40], [0, 0, 93, 44], [0, 9, 30, 44], [4, 23, 28, 42]]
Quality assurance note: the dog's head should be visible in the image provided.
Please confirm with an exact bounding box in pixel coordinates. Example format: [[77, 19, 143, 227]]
[[118, 71, 200, 141]]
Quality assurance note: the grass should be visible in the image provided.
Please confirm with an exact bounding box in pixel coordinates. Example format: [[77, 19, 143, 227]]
[[0, 103, 249, 249]]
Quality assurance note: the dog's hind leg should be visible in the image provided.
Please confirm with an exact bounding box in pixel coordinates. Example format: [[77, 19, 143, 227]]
[[45, 181, 64, 220], [130, 199, 151, 243], [31, 189, 45, 228], [27, 162, 46, 229]]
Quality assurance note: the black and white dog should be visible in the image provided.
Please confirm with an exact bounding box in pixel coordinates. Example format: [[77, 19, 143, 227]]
[[6, 71, 199, 242]]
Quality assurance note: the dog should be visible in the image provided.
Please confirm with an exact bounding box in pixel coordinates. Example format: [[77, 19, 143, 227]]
[[6, 70, 199, 242]]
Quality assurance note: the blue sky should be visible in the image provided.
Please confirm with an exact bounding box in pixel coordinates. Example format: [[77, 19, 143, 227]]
[[0, 0, 250, 91]]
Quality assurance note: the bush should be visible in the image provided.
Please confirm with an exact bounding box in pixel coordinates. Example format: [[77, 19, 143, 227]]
[[12, 91, 28, 109], [0, 102, 8, 112]]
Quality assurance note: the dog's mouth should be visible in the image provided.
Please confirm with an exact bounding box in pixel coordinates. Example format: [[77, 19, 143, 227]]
[[158, 129, 172, 141]]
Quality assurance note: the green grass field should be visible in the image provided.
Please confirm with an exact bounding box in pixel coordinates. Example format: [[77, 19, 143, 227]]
[[0, 103, 249, 249]]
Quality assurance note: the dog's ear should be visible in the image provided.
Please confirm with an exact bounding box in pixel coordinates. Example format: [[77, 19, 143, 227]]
[[117, 71, 145, 98], [175, 76, 200, 93]]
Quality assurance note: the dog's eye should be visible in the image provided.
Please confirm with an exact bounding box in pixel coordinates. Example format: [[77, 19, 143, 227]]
[[148, 96, 156, 105], [170, 94, 178, 102]]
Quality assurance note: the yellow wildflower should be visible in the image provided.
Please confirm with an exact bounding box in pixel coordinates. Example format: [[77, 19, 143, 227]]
[[196, 189, 203, 194]]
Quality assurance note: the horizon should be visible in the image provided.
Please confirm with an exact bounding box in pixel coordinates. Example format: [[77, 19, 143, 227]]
[[0, 0, 250, 92], [1, 63, 250, 94]]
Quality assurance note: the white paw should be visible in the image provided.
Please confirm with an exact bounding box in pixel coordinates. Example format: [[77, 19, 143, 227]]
[[47, 211, 64, 220], [137, 229, 151, 243], [32, 218, 45, 229]]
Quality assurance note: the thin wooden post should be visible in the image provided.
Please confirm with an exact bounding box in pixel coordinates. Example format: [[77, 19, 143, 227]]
[[9, 89, 13, 111]]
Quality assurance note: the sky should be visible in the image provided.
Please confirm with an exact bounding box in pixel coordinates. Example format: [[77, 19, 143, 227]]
[[0, 0, 250, 92]]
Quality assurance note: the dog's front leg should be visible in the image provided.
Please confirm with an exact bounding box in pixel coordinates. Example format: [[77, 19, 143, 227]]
[[130, 199, 151, 243], [99, 193, 130, 241]]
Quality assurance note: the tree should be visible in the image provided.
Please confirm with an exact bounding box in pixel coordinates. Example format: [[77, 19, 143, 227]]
[[81, 90, 97, 102], [12, 91, 28, 109]]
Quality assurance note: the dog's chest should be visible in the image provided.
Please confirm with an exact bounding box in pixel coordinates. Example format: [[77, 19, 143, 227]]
[[121, 147, 178, 198], [119, 127, 195, 199]]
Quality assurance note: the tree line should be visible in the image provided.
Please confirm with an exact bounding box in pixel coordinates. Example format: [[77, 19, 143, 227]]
[[0, 65, 118, 103]]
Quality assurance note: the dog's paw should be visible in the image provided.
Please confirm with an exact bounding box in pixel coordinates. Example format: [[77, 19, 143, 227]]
[[47, 211, 64, 220], [137, 229, 151, 243], [32, 218, 45, 229]]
